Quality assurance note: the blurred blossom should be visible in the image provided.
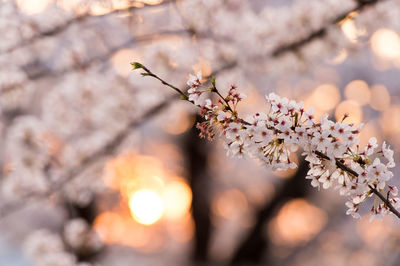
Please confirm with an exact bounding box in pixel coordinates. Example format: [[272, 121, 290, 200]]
[[23, 229, 79, 266], [64, 218, 103, 253], [0, 0, 400, 265]]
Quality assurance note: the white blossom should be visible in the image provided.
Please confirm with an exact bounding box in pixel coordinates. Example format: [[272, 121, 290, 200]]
[[185, 72, 399, 219]]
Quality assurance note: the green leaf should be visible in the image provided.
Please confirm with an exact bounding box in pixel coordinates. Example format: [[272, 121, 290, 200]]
[[140, 72, 150, 76], [211, 76, 216, 87], [131, 62, 144, 70]]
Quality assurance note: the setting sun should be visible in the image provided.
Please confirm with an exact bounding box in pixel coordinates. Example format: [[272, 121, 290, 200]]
[[129, 190, 164, 225]]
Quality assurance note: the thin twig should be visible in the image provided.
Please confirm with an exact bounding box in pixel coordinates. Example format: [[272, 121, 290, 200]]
[[314, 150, 400, 219], [369, 185, 400, 219], [272, 0, 383, 57], [133, 62, 400, 219]]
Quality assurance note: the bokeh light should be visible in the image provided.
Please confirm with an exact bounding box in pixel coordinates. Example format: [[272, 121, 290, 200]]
[[380, 105, 400, 136], [111, 49, 141, 77], [369, 84, 390, 111], [344, 80, 370, 106], [138, 0, 164, 5], [269, 199, 327, 246], [129, 189, 164, 225], [212, 189, 248, 220], [163, 178, 192, 220], [371, 28, 400, 60], [311, 84, 341, 111], [335, 100, 363, 125], [163, 109, 195, 135], [341, 20, 358, 43], [16, 0, 51, 14]]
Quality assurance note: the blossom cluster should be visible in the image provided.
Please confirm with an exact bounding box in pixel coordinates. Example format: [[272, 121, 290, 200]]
[[23, 226, 101, 266], [187, 71, 398, 220]]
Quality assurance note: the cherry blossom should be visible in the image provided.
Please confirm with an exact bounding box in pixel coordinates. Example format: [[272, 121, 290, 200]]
[[133, 64, 400, 220]]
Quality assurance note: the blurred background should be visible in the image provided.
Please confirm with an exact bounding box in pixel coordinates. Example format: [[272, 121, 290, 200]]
[[1, 0, 400, 265]]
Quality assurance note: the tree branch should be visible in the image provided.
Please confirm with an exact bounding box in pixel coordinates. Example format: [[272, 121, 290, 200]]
[[272, 0, 383, 57], [3, 0, 176, 54], [0, 61, 237, 220], [314, 150, 400, 219]]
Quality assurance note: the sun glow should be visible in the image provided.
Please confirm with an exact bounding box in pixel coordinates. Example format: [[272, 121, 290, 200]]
[[16, 0, 51, 14], [103, 151, 193, 228], [129, 189, 164, 225], [371, 28, 400, 60]]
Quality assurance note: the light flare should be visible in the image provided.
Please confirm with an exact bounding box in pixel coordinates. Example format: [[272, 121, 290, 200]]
[[268, 199, 327, 246], [129, 189, 164, 225], [16, 0, 51, 14], [371, 28, 400, 60]]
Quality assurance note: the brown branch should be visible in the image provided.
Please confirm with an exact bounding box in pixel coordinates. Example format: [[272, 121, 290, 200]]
[[314, 150, 400, 219], [369, 185, 400, 219], [26, 28, 193, 80], [272, 0, 383, 57], [3, 0, 176, 54], [0, 28, 195, 99], [0, 61, 237, 220]]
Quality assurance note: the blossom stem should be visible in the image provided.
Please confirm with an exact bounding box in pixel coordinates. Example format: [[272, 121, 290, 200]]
[[212, 88, 235, 114], [133, 63, 400, 220], [314, 150, 400, 219], [133, 62, 189, 100], [368, 185, 400, 219]]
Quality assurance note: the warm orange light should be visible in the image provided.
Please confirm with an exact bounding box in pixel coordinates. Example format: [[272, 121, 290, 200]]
[[94, 211, 154, 249], [94, 212, 126, 243], [371, 28, 400, 59], [335, 100, 363, 125], [104, 151, 193, 227], [57, 0, 84, 13], [163, 106, 195, 135], [369, 84, 390, 111], [269, 199, 327, 246], [341, 20, 359, 43], [311, 84, 341, 111], [103, 152, 166, 198], [356, 216, 396, 249], [137, 0, 164, 5], [193, 58, 212, 77], [163, 179, 192, 220], [344, 80, 370, 106], [88, 2, 113, 16], [111, 49, 140, 77], [16, 0, 51, 14], [380, 105, 400, 135], [129, 189, 164, 225], [212, 189, 248, 220], [166, 214, 195, 243]]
